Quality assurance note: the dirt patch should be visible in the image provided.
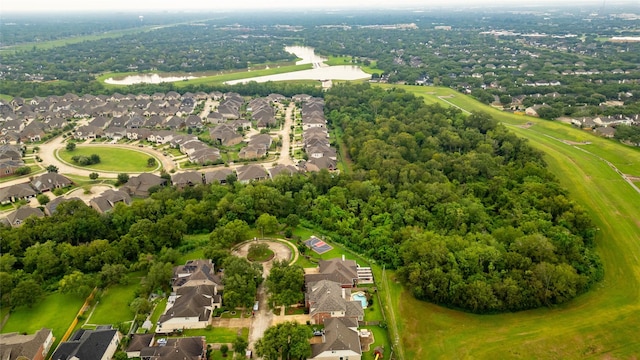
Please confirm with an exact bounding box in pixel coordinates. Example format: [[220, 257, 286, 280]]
[[563, 140, 592, 145]]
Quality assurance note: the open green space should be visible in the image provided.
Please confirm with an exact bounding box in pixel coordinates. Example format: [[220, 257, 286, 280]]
[[0, 292, 84, 345], [88, 282, 138, 326], [379, 85, 640, 359], [180, 327, 248, 343], [149, 298, 168, 333], [57, 146, 159, 172], [98, 63, 312, 89], [362, 325, 393, 360], [0, 26, 159, 54]]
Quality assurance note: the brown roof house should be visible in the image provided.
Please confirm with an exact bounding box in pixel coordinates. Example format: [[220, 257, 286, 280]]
[[30, 173, 72, 192], [139, 337, 206, 360], [89, 189, 131, 213], [305, 257, 359, 288], [0, 328, 53, 360], [305, 279, 364, 325], [203, 168, 234, 184], [310, 317, 362, 360], [209, 124, 243, 146], [156, 260, 222, 333], [171, 171, 203, 189], [0, 183, 37, 204], [122, 173, 167, 197], [125, 334, 154, 359], [236, 164, 268, 184]]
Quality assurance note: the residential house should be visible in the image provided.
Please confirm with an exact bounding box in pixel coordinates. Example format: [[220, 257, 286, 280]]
[[269, 164, 298, 178], [125, 334, 154, 359], [127, 128, 152, 141], [20, 122, 47, 143], [75, 125, 103, 140], [171, 171, 203, 189], [305, 257, 359, 288], [305, 279, 364, 325], [188, 148, 221, 165], [236, 164, 268, 183], [44, 196, 82, 216], [180, 140, 209, 156], [217, 103, 240, 120], [238, 134, 272, 160], [5, 206, 44, 227], [206, 111, 225, 124], [0, 328, 54, 360], [171, 259, 222, 291], [525, 104, 550, 117], [89, 189, 131, 213], [310, 317, 362, 360], [299, 157, 337, 172], [157, 260, 223, 333], [104, 126, 127, 141], [164, 116, 185, 130], [139, 337, 206, 360], [209, 124, 242, 146], [0, 158, 25, 178], [30, 173, 72, 192], [122, 173, 167, 197], [203, 168, 234, 184], [0, 183, 37, 204], [148, 130, 176, 144], [184, 115, 203, 129], [595, 126, 616, 138], [51, 327, 120, 360]]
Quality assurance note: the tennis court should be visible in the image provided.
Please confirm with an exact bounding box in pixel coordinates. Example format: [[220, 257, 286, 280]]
[[305, 236, 333, 254]]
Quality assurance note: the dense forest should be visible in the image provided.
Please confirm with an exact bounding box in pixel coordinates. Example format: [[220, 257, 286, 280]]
[[0, 84, 602, 313]]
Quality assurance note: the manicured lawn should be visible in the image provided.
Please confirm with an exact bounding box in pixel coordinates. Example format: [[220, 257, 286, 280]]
[[1, 292, 84, 345], [361, 325, 393, 360], [88, 282, 138, 325], [149, 298, 167, 333], [58, 146, 159, 172], [180, 327, 247, 343], [378, 85, 640, 359]]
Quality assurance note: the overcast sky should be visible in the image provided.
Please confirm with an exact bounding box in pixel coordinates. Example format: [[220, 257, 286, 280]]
[[1, 0, 623, 13]]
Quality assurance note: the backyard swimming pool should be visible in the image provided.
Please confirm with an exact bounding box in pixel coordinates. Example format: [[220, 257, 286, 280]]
[[351, 291, 368, 309]]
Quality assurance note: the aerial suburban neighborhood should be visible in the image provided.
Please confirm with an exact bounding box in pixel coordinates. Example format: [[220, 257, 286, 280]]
[[1, 3, 639, 360]]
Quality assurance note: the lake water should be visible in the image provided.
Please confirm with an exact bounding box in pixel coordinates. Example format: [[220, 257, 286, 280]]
[[104, 46, 369, 86], [104, 74, 197, 85], [226, 46, 369, 85], [284, 45, 327, 67]]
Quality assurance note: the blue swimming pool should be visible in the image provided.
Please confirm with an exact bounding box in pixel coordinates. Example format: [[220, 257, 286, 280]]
[[351, 292, 367, 308]]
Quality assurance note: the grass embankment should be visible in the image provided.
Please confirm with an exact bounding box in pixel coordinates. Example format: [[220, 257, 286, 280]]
[[58, 146, 158, 172], [88, 283, 138, 325], [325, 55, 383, 75], [378, 85, 640, 359], [0, 292, 85, 349], [97, 63, 313, 89]]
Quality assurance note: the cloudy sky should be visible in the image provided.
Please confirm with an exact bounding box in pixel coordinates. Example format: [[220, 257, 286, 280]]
[[1, 0, 620, 12]]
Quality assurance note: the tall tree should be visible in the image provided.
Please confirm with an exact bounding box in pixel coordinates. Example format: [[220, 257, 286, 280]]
[[255, 322, 312, 360]]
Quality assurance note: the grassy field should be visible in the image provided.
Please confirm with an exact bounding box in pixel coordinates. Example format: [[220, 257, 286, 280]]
[[0, 292, 85, 345], [379, 85, 640, 359], [88, 283, 138, 326], [180, 327, 248, 343], [57, 146, 158, 172], [97, 63, 313, 89], [0, 26, 158, 54]]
